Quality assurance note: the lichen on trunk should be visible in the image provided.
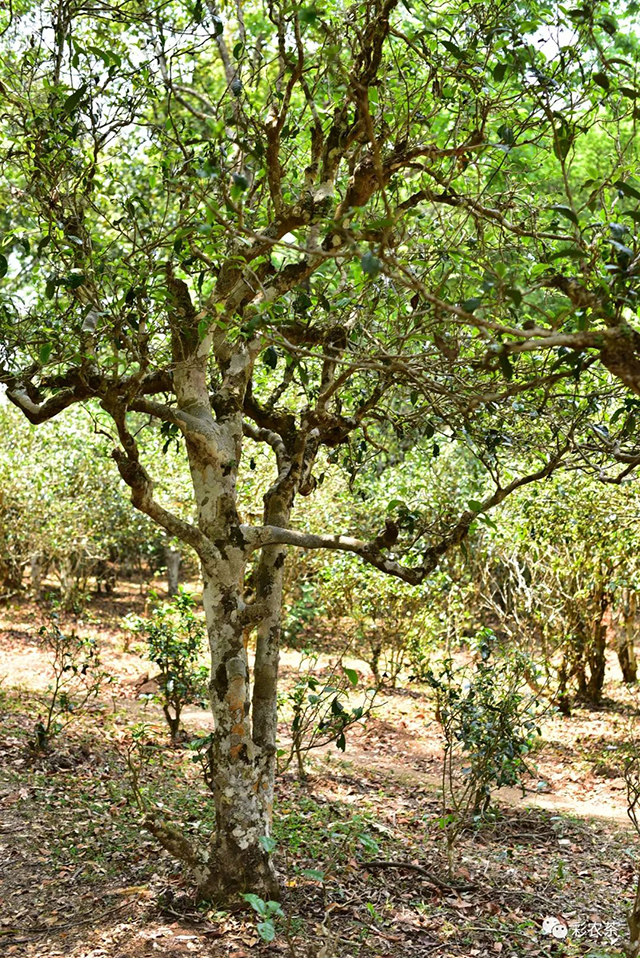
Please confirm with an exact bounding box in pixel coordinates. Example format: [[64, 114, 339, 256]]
[[198, 560, 281, 900]]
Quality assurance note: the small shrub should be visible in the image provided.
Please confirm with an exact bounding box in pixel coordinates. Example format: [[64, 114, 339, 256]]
[[282, 579, 324, 647], [426, 629, 540, 872], [278, 650, 376, 779], [35, 612, 108, 750], [243, 893, 284, 943], [130, 589, 207, 744], [321, 558, 431, 686], [120, 611, 142, 653]]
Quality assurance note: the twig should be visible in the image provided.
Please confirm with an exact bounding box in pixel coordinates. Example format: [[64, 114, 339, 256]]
[[360, 859, 476, 892]]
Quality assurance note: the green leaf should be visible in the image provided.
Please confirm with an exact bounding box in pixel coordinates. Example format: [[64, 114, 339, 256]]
[[45, 278, 56, 299], [344, 667, 358, 687], [257, 920, 276, 942], [0, 253, 7, 279], [62, 83, 88, 115], [242, 893, 267, 916], [88, 46, 111, 67], [231, 172, 248, 191], [493, 62, 508, 82], [299, 7, 320, 24], [549, 204, 579, 225], [547, 246, 587, 261], [233, 41, 244, 59], [609, 239, 634, 259], [497, 124, 515, 146], [66, 274, 86, 289], [331, 696, 345, 716], [462, 296, 483, 313], [499, 353, 514, 380], [360, 250, 382, 278], [368, 216, 394, 229], [616, 179, 640, 201], [592, 71, 610, 91], [39, 343, 52, 364], [336, 731, 346, 751], [263, 345, 278, 369], [478, 513, 498, 530], [359, 833, 380, 854], [197, 319, 209, 341], [302, 868, 325, 882], [468, 499, 484, 513], [259, 835, 277, 853], [442, 39, 464, 60], [506, 286, 523, 307], [553, 119, 574, 160], [598, 15, 617, 35]]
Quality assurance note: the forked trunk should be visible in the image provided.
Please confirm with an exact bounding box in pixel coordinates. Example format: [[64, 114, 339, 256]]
[[198, 563, 280, 901], [165, 333, 285, 902]]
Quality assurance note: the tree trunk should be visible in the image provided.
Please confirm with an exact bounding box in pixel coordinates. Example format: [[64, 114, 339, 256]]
[[585, 592, 608, 704], [198, 490, 291, 900], [30, 552, 44, 599], [165, 543, 181, 596], [575, 653, 587, 698], [198, 561, 279, 901], [0, 556, 23, 591], [555, 656, 572, 716], [162, 703, 182, 745], [618, 590, 638, 684], [57, 555, 76, 608], [628, 872, 640, 957]]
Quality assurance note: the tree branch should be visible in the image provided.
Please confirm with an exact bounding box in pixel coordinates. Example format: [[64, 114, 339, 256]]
[[103, 399, 212, 558], [5, 384, 92, 424], [244, 450, 568, 584]]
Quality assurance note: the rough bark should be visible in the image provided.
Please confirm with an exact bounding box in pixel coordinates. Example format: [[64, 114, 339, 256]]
[[0, 556, 23, 592], [200, 561, 279, 901], [251, 488, 291, 809]]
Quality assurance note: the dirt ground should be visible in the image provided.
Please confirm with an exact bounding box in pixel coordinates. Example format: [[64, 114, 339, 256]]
[[0, 583, 638, 957]]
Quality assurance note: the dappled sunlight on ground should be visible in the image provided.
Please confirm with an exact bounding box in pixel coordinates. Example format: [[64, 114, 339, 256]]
[[0, 581, 638, 956]]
